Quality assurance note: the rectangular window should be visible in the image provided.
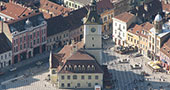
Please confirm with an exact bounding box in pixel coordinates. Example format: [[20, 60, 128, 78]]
[[5, 54, 7, 59], [24, 43, 26, 49], [77, 83, 80, 87], [20, 37, 22, 42], [16, 39, 18, 44], [67, 75, 70, 79], [61, 83, 64, 87], [67, 83, 70, 87], [88, 83, 91, 87], [73, 75, 77, 79], [37, 31, 39, 36], [9, 52, 11, 56], [95, 75, 98, 80], [81, 75, 84, 79], [24, 36, 26, 41], [88, 75, 91, 79], [1, 56, 3, 59], [61, 75, 64, 80], [34, 32, 36, 37], [37, 38, 39, 44], [20, 44, 22, 50], [34, 40, 36, 45]]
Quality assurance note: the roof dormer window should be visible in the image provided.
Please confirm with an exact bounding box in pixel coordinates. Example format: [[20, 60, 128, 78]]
[[168, 50, 170, 53]]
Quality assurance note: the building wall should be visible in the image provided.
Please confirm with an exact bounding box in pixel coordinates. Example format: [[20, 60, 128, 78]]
[[0, 51, 12, 69], [100, 9, 115, 35], [126, 32, 139, 47], [139, 36, 148, 57], [112, 18, 127, 46], [84, 25, 102, 49], [47, 26, 83, 51], [11, 21, 47, 64], [57, 73, 103, 89]]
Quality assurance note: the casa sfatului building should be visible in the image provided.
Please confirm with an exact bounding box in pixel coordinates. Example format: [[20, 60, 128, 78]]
[[48, 0, 104, 89]]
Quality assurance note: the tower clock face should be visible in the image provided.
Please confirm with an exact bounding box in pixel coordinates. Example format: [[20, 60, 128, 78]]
[[91, 27, 96, 33]]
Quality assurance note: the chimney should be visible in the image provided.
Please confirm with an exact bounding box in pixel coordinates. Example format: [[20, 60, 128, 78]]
[[71, 40, 77, 53], [136, 6, 139, 11], [1, 21, 3, 33], [144, 4, 148, 11]]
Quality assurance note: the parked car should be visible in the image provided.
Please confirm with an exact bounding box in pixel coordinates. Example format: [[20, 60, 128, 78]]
[[134, 53, 142, 57], [118, 59, 130, 63], [36, 61, 43, 65], [131, 64, 142, 69], [0, 71, 4, 76], [9, 67, 17, 72]]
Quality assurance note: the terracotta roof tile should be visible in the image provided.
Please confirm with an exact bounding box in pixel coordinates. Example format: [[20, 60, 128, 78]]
[[161, 38, 170, 58], [114, 12, 135, 22], [96, 0, 114, 14], [39, 0, 71, 19], [0, 2, 32, 19], [162, 1, 170, 12], [128, 24, 142, 36]]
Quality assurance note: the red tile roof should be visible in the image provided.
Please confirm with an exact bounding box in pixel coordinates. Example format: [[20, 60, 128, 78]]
[[162, 1, 170, 12], [96, 0, 114, 14], [161, 38, 170, 58], [114, 12, 135, 22], [39, 0, 71, 19], [128, 24, 142, 36], [0, 2, 32, 19]]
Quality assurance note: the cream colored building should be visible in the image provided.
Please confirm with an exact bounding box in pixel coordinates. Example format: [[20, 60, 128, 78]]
[[112, 12, 137, 46], [49, 44, 103, 89]]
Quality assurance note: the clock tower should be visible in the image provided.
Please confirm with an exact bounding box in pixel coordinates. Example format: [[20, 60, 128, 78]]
[[83, 0, 103, 65]]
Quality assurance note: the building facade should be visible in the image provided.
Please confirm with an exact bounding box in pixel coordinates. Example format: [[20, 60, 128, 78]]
[[46, 7, 87, 51], [49, 42, 103, 89], [0, 33, 12, 69], [1, 13, 47, 64], [160, 38, 170, 71], [112, 12, 136, 46]]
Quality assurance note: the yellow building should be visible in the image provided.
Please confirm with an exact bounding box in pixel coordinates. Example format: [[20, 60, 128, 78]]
[[126, 24, 140, 50], [138, 22, 153, 57]]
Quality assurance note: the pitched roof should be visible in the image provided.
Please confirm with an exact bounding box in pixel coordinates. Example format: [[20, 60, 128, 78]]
[[0, 2, 32, 19], [12, 0, 40, 8], [114, 12, 135, 22], [161, 38, 170, 58], [39, 0, 71, 19], [46, 15, 70, 37], [130, 0, 162, 20], [96, 0, 114, 14], [6, 12, 45, 33], [47, 7, 88, 37], [162, 1, 170, 12], [0, 33, 11, 54], [128, 24, 142, 36], [58, 50, 103, 73], [128, 22, 153, 38]]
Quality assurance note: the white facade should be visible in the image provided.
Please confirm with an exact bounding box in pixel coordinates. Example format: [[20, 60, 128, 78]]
[[0, 50, 12, 69], [112, 18, 127, 46]]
